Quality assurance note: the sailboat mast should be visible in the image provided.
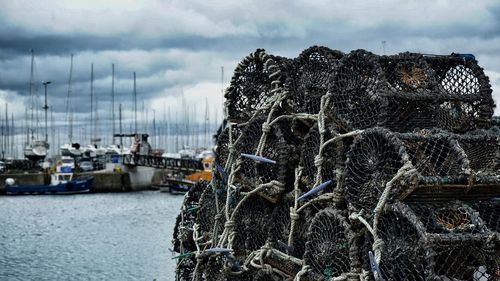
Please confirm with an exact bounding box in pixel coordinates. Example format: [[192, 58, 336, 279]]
[[67, 54, 74, 143], [111, 64, 115, 144], [11, 113, 14, 158], [204, 97, 209, 148], [90, 63, 94, 142], [153, 110, 156, 148], [119, 103, 123, 151], [29, 49, 35, 141], [167, 106, 170, 153], [133, 72, 137, 134], [5, 104, 8, 157]]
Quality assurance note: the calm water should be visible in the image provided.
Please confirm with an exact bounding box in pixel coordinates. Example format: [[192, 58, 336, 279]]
[[0, 191, 184, 281]]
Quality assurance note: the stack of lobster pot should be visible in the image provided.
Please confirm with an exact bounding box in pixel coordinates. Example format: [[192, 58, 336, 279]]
[[172, 46, 500, 281]]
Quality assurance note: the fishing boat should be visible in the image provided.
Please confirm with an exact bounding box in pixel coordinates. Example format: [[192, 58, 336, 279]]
[[5, 172, 94, 195], [158, 156, 213, 193]]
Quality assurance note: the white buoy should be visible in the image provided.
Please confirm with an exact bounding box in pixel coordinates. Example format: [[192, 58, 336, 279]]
[[5, 178, 15, 186]]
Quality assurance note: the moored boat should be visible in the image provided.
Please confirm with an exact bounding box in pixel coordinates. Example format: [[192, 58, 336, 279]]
[[5, 172, 94, 195]]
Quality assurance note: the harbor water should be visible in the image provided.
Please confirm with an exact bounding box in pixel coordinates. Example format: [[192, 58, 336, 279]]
[[0, 191, 183, 281]]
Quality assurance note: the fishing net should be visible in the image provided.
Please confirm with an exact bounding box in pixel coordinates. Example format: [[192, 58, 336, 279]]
[[303, 208, 361, 280], [299, 124, 348, 193], [215, 126, 241, 171], [231, 193, 276, 258], [470, 200, 500, 235], [172, 181, 207, 253], [286, 46, 343, 114], [265, 192, 319, 258], [195, 186, 227, 248], [175, 255, 196, 281], [232, 114, 305, 202]]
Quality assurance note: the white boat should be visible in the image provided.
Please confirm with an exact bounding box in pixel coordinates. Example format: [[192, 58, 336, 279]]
[[105, 144, 131, 155], [24, 140, 48, 161], [60, 143, 83, 157], [82, 144, 106, 158]]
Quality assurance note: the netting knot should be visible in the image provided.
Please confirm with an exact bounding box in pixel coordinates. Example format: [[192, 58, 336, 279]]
[[228, 144, 236, 154], [314, 155, 324, 168], [289, 209, 299, 221], [225, 220, 235, 229], [261, 122, 271, 134], [373, 238, 385, 263], [262, 263, 274, 275], [214, 213, 223, 221]]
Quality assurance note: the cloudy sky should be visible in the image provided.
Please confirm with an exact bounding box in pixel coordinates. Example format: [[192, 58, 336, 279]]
[[1, 0, 500, 150]]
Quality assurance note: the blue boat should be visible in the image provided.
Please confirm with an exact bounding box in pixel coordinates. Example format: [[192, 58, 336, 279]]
[[5, 173, 94, 195]]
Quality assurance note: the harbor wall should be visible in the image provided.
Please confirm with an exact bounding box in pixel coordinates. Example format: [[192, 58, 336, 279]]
[[0, 168, 167, 194]]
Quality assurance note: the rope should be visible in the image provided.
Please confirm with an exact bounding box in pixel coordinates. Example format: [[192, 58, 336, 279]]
[[293, 265, 310, 281], [288, 167, 303, 249]]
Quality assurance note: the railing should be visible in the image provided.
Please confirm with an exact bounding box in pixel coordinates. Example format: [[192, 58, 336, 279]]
[[122, 154, 204, 172]]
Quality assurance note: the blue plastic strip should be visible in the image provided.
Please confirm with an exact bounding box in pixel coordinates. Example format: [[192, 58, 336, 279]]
[[214, 162, 227, 180], [369, 251, 385, 281], [206, 247, 232, 253], [240, 153, 276, 164], [298, 180, 332, 201]]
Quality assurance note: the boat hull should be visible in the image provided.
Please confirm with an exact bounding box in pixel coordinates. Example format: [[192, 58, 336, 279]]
[[158, 178, 194, 194], [6, 176, 94, 195]]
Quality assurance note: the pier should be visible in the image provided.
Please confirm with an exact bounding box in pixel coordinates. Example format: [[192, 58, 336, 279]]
[[0, 168, 168, 194]]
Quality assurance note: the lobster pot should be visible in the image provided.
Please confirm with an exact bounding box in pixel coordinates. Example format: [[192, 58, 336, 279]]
[[233, 115, 266, 190], [303, 208, 361, 280], [343, 128, 500, 218], [234, 116, 304, 201], [193, 255, 226, 281], [300, 124, 349, 192], [426, 54, 494, 131], [265, 193, 320, 258], [195, 187, 227, 246], [330, 52, 494, 133], [362, 202, 500, 281], [225, 49, 290, 123], [379, 53, 441, 132], [330, 50, 386, 131], [286, 46, 343, 114], [471, 200, 500, 233], [215, 125, 242, 171], [231, 193, 276, 259], [172, 182, 207, 253], [175, 256, 196, 281]]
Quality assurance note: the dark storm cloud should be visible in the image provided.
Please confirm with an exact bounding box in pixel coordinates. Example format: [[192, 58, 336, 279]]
[[1, 0, 500, 124]]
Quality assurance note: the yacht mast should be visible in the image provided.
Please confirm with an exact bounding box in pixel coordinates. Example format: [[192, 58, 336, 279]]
[[111, 64, 115, 144], [90, 63, 94, 142], [29, 49, 35, 141], [5, 104, 8, 157], [66, 54, 74, 143], [204, 97, 209, 148], [133, 72, 137, 134]]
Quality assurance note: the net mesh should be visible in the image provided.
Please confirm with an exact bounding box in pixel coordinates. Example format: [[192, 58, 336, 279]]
[[225, 49, 291, 123], [231, 193, 275, 258], [286, 46, 343, 114], [304, 208, 355, 279], [172, 46, 500, 281]]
